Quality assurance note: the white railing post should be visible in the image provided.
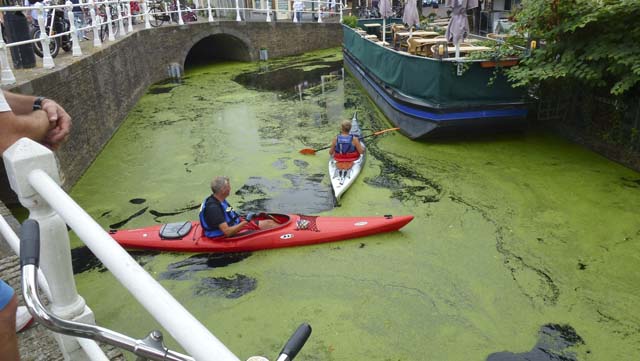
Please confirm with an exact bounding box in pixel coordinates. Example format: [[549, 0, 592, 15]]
[[117, 1, 127, 35], [265, 0, 271, 22], [235, 0, 241, 21], [142, 0, 151, 27], [2, 139, 95, 360], [176, 0, 184, 25], [106, 1, 115, 41], [127, 0, 134, 32], [0, 32, 16, 85], [37, 3, 55, 68], [89, 0, 102, 47], [207, 0, 214, 21], [66, 1, 83, 56], [317, 2, 322, 23], [293, 7, 298, 22], [163, 1, 169, 23], [339, 1, 342, 22]]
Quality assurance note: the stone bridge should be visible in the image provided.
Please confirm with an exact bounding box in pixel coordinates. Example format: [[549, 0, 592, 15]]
[[1, 22, 343, 205]]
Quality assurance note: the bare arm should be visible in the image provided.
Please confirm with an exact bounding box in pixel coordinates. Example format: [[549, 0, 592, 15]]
[[0, 110, 50, 154], [2, 91, 37, 115], [2, 91, 72, 149], [218, 220, 250, 237], [328, 138, 337, 156], [353, 137, 365, 154]]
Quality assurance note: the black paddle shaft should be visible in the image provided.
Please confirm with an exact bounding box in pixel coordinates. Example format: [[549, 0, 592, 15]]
[[278, 323, 312, 361]]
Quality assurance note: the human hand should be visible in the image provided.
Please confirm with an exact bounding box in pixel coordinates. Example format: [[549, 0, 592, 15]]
[[41, 99, 72, 149], [245, 212, 256, 221]]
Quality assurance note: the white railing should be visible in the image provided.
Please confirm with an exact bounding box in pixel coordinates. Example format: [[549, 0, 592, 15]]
[[0, 0, 346, 84], [1, 137, 240, 361]]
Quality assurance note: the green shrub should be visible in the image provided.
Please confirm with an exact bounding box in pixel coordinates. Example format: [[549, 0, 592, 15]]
[[342, 15, 358, 29]]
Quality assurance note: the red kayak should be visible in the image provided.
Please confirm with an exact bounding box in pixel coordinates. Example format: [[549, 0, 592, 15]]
[[108, 213, 413, 253]]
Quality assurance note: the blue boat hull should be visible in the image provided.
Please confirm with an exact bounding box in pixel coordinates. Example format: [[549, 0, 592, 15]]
[[344, 50, 528, 139]]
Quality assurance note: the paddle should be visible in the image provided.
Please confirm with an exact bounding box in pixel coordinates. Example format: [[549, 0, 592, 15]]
[[299, 127, 400, 155]]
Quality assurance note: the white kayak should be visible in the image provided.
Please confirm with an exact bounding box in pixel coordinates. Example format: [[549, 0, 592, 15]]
[[329, 112, 365, 201]]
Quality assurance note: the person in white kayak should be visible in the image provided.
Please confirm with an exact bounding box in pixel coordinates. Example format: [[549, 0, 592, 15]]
[[329, 119, 365, 161]]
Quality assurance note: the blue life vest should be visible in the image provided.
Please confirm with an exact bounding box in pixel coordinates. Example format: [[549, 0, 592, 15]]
[[334, 134, 355, 154], [199, 197, 241, 238]]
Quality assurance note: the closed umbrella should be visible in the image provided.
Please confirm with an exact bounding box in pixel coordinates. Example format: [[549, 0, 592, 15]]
[[378, 0, 392, 44], [402, 0, 420, 35], [445, 0, 479, 58]]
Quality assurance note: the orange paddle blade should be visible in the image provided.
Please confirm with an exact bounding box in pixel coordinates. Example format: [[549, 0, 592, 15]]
[[299, 148, 317, 155]]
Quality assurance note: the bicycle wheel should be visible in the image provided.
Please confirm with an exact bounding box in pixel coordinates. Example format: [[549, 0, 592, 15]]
[[30, 27, 59, 58], [148, 7, 164, 27], [99, 18, 120, 41]]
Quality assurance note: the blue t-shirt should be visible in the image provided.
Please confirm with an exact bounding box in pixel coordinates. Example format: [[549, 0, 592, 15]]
[[0, 279, 15, 310]]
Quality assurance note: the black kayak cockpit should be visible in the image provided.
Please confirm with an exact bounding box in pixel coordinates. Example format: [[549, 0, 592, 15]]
[[159, 222, 192, 240]]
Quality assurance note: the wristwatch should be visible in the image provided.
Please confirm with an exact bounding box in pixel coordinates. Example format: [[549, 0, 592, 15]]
[[32, 96, 47, 111]]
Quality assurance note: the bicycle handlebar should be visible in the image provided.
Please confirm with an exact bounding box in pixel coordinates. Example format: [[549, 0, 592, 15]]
[[20, 220, 194, 361]]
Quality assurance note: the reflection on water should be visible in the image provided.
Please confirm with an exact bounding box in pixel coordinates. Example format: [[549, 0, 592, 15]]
[[70, 48, 640, 361]]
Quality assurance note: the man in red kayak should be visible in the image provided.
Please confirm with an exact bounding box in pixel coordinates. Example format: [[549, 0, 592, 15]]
[[199, 176, 278, 238], [329, 119, 365, 161]]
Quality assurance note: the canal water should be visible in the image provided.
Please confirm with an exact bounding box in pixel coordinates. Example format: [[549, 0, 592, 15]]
[[70, 48, 640, 361]]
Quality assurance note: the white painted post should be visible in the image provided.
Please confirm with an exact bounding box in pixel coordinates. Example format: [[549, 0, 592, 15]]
[[339, 1, 342, 22], [142, 0, 151, 28], [118, 1, 127, 35], [89, 0, 102, 47], [293, 9, 298, 22], [163, 1, 169, 23], [3, 139, 95, 360], [66, 1, 83, 56], [235, 0, 241, 21], [207, 0, 213, 21], [106, 1, 115, 41], [37, 3, 55, 68], [265, 0, 271, 22], [0, 33, 16, 85], [127, 1, 133, 32], [176, 0, 184, 25], [317, 2, 322, 23]]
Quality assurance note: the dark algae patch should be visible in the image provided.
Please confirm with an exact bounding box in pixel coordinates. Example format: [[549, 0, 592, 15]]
[[108, 206, 148, 229], [72, 247, 158, 274], [159, 253, 252, 280], [194, 274, 257, 298], [487, 324, 585, 361], [233, 60, 343, 97]]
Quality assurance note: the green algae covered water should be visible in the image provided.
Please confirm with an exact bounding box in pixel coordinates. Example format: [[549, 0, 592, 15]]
[[70, 48, 640, 361]]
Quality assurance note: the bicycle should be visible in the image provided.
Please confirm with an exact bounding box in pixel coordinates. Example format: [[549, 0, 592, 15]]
[[30, 9, 72, 58], [148, 1, 170, 27]]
